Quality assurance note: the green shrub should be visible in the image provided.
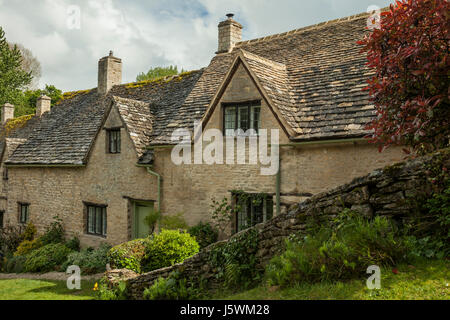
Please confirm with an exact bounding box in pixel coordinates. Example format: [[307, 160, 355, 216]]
[[0, 226, 25, 256], [161, 213, 188, 231], [266, 214, 411, 287], [143, 272, 202, 300], [108, 239, 149, 273], [4, 255, 27, 273], [144, 210, 161, 234], [62, 243, 111, 274], [64, 237, 80, 252], [14, 238, 43, 256], [24, 243, 72, 273], [406, 182, 450, 259], [142, 230, 199, 272], [96, 278, 128, 300], [40, 216, 64, 245], [208, 228, 260, 289], [21, 222, 37, 241], [188, 222, 218, 249]]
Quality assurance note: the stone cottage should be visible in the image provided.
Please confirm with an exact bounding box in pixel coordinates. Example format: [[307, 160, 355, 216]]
[[0, 11, 404, 247]]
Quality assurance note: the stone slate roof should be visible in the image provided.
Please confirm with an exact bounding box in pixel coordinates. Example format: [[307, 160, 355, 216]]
[[4, 10, 376, 165], [6, 90, 104, 165], [230, 11, 374, 140], [239, 50, 298, 132], [113, 96, 153, 164], [109, 70, 205, 146]]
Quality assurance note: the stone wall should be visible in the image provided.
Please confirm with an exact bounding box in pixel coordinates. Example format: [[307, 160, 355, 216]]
[[120, 148, 449, 299]]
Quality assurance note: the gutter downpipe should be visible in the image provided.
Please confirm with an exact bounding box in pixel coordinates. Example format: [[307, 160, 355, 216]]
[[276, 155, 281, 216], [145, 166, 162, 233]]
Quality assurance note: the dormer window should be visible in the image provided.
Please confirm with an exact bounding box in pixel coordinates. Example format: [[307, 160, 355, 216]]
[[223, 101, 261, 136], [107, 128, 121, 154]]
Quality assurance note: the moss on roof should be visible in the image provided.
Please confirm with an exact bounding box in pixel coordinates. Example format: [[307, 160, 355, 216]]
[[123, 70, 197, 89], [4, 114, 34, 137], [57, 89, 94, 104]]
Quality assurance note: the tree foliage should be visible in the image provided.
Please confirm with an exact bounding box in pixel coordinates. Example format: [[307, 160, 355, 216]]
[[358, 0, 449, 154], [9, 43, 42, 89], [136, 65, 184, 82], [15, 84, 63, 117], [0, 27, 32, 106]]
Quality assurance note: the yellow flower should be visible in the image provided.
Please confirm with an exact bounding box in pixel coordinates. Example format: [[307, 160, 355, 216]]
[[93, 282, 99, 291]]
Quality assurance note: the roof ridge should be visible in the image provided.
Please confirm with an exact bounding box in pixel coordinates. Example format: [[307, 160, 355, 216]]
[[112, 95, 149, 105], [239, 49, 286, 70], [236, 10, 375, 47], [120, 69, 203, 89]]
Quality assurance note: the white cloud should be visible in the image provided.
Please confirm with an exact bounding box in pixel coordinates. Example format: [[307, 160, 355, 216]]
[[0, 0, 394, 92]]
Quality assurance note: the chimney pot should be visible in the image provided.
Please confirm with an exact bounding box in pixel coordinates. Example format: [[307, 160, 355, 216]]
[[36, 95, 51, 117], [226, 13, 234, 19], [1, 103, 14, 124], [98, 51, 122, 95]]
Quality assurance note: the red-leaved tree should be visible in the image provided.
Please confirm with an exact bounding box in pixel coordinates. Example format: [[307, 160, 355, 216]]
[[358, 0, 449, 154]]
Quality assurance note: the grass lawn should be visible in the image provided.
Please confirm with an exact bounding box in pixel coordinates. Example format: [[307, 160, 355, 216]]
[[0, 279, 98, 300], [219, 259, 449, 300]]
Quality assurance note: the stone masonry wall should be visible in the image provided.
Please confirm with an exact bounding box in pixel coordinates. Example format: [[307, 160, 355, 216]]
[[120, 148, 449, 299]]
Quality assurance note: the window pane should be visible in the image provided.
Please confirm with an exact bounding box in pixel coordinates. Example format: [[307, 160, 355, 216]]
[[224, 107, 236, 136], [102, 208, 107, 236], [266, 198, 274, 220], [237, 199, 249, 232], [116, 131, 121, 153], [95, 207, 102, 234], [0, 211, 3, 228], [88, 207, 95, 234], [110, 131, 116, 153], [238, 106, 248, 131], [250, 106, 261, 134], [20, 205, 29, 223], [252, 198, 264, 225]]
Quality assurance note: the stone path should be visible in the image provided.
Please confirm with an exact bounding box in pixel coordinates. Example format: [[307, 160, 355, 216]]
[[0, 272, 103, 281]]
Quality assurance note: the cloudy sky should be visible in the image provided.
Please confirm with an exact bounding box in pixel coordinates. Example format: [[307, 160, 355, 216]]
[[0, 0, 394, 92]]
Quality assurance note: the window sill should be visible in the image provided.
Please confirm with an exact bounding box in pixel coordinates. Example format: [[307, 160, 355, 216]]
[[85, 233, 107, 239]]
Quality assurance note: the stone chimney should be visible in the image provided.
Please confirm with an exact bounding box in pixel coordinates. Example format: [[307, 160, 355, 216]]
[[36, 95, 51, 116], [217, 13, 242, 54], [1, 103, 14, 124], [98, 50, 122, 95]]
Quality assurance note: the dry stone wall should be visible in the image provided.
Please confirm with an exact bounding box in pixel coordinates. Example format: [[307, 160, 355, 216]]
[[109, 148, 449, 299]]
